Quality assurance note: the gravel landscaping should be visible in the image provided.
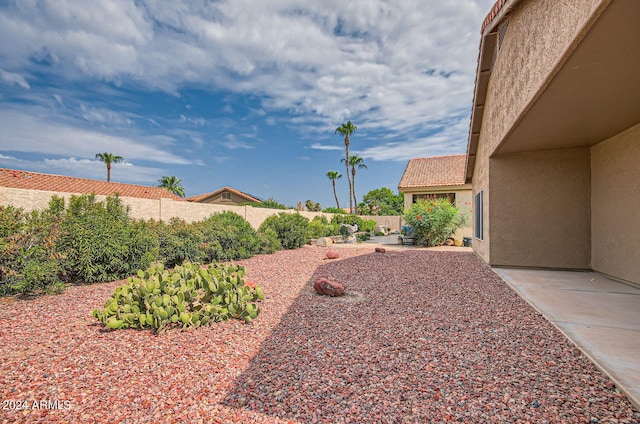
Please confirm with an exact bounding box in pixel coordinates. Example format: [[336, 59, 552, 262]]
[[1, 246, 638, 423]]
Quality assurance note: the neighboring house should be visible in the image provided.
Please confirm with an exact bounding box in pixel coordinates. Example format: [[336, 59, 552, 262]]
[[466, 0, 640, 285], [398, 154, 472, 240], [187, 187, 262, 206], [0, 168, 184, 205]]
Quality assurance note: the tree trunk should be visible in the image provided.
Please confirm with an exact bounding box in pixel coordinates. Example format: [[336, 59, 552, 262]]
[[107, 164, 111, 182], [344, 137, 353, 213], [332, 180, 340, 209]]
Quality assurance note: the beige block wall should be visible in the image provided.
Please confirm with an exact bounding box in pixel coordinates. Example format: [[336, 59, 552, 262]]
[[0, 187, 402, 232], [591, 122, 640, 284], [489, 148, 591, 269], [483, 0, 604, 155]]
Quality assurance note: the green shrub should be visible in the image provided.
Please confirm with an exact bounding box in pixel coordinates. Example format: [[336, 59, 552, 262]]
[[258, 213, 309, 249], [403, 198, 466, 246], [240, 198, 288, 209], [322, 207, 346, 214], [330, 214, 376, 233], [197, 211, 259, 262], [59, 194, 159, 284], [306, 215, 339, 239], [147, 218, 204, 268], [257, 227, 282, 254], [0, 198, 66, 295], [93, 261, 264, 332]]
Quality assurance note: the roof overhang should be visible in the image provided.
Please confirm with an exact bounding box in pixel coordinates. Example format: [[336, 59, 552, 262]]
[[465, 0, 640, 182]]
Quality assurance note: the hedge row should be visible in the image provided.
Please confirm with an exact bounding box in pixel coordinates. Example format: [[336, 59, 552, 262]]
[[0, 194, 376, 296]]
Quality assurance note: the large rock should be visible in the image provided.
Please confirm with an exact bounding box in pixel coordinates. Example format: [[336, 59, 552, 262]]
[[316, 237, 333, 247], [313, 277, 345, 297], [375, 247, 386, 253], [324, 251, 339, 259]]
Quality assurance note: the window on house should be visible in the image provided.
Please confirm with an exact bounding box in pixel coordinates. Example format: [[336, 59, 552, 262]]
[[474, 191, 483, 240], [221, 192, 232, 201], [412, 193, 456, 204]]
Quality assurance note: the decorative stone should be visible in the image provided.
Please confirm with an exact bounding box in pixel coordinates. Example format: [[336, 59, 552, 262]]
[[316, 237, 333, 247], [324, 251, 339, 259], [313, 277, 345, 297], [375, 247, 386, 253]]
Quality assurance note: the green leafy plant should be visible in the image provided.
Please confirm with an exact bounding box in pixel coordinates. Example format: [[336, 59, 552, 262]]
[[331, 214, 376, 233], [0, 198, 66, 295], [93, 261, 264, 332], [306, 215, 339, 239], [59, 194, 159, 284], [196, 211, 259, 262], [403, 198, 466, 246], [258, 213, 309, 249], [146, 218, 204, 268]]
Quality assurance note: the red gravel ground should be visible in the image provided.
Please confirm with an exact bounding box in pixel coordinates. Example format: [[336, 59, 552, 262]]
[[1, 246, 638, 423]]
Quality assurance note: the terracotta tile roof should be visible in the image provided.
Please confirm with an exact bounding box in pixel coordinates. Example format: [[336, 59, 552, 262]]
[[0, 168, 185, 201], [186, 187, 262, 203], [482, 0, 510, 33], [398, 155, 468, 189]]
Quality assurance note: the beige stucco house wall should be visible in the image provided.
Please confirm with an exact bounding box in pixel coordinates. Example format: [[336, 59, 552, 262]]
[[466, 0, 640, 285]]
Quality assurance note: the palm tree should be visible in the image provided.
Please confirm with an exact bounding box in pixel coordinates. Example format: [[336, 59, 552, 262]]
[[158, 175, 186, 197], [344, 155, 367, 215], [326, 171, 342, 209], [335, 121, 357, 213], [95, 152, 124, 182]]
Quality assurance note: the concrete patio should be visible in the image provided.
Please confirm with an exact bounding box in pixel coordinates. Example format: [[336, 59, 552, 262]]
[[495, 268, 640, 410]]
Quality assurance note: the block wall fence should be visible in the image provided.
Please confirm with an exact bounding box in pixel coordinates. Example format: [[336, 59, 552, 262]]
[[0, 187, 404, 231]]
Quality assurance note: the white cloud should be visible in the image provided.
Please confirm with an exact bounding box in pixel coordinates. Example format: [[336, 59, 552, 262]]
[[0, 106, 194, 165], [0, 0, 494, 139], [0, 69, 30, 89]]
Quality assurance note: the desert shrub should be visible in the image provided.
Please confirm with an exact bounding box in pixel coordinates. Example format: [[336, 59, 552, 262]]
[[306, 215, 339, 239], [59, 194, 159, 284], [404, 198, 466, 246], [241, 198, 288, 209], [258, 213, 309, 249], [93, 261, 264, 332], [197, 211, 259, 262], [257, 227, 282, 254], [322, 207, 345, 214], [0, 197, 66, 295], [147, 218, 204, 268], [330, 214, 376, 233]]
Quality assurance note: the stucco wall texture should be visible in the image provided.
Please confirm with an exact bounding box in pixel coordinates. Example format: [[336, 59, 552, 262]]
[[489, 148, 591, 269], [591, 123, 640, 284], [482, 0, 604, 155]]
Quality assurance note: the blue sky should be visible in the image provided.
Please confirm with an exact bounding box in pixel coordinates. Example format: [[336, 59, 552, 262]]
[[0, 0, 494, 208]]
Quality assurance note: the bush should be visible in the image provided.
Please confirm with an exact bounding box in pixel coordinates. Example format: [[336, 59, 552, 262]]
[[403, 198, 466, 246], [92, 261, 264, 332], [59, 194, 160, 284], [322, 207, 346, 214], [147, 218, 204, 268], [240, 198, 288, 210], [258, 213, 309, 249], [306, 215, 339, 239], [0, 199, 66, 295], [330, 214, 376, 233], [197, 211, 259, 262], [257, 227, 282, 254]]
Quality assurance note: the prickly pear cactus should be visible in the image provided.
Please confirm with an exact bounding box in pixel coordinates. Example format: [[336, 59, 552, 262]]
[[93, 261, 264, 332]]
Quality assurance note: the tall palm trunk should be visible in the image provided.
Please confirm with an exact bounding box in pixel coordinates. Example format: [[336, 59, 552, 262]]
[[351, 167, 358, 215], [332, 180, 341, 209], [344, 136, 353, 213], [107, 164, 111, 182]]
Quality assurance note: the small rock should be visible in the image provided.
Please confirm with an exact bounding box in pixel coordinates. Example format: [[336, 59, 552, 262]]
[[324, 251, 339, 259], [313, 277, 345, 297], [375, 247, 386, 253], [316, 237, 333, 247]]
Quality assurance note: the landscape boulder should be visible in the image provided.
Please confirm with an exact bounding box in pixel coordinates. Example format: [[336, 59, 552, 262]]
[[324, 251, 339, 260], [313, 277, 345, 297], [316, 237, 333, 247], [375, 247, 386, 253]]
